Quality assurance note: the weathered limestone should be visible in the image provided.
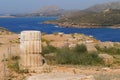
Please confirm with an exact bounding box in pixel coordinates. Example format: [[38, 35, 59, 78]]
[[86, 43, 97, 52], [98, 53, 114, 65], [97, 42, 114, 48], [20, 31, 43, 68]]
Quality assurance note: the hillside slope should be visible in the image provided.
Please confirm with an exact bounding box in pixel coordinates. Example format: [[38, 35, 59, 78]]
[[85, 1, 120, 12], [13, 6, 66, 17], [45, 9, 120, 28]]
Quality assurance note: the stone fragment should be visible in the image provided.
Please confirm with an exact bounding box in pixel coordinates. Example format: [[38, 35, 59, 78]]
[[98, 53, 113, 65]]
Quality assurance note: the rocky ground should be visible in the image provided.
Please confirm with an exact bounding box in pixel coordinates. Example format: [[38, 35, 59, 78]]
[[27, 73, 94, 80], [26, 65, 120, 80], [0, 30, 120, 80]]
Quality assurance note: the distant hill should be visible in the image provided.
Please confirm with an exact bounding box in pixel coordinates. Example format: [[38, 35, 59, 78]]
[[45, 9, 120, 28], [33, 5, 65, 16], [85, 1, 120, 12], [13, 6, 66, 17], [44, 1, 120, 28]]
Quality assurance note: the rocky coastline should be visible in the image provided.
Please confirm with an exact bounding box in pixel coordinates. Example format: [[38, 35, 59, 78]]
[[44, 21, 120, 28], [0, 15, 15, 18], [44, 21, 101, 28]]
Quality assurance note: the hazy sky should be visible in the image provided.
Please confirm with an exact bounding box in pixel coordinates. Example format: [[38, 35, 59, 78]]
[[0, 0, 119, 14]]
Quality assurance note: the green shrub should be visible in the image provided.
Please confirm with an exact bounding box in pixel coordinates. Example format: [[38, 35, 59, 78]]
[[55, 51, 102, 65], [73, 44, 87, 53], [41, 38, 51, 45], [7, 60, 20, 72], [7, 56, 29, 73], [42, 45, 57, 54], [96, 46, 120, 55], [45, 54, 56, 64], [45, 45, 103, 65], [79, 53, 103, 65], [55, 47, 73, 64]]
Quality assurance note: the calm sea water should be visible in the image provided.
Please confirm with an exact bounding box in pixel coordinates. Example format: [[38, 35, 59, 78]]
[[0, 17, 120, 42]]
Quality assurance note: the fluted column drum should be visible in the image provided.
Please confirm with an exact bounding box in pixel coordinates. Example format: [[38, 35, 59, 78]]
[[20, 31, 43, 68]]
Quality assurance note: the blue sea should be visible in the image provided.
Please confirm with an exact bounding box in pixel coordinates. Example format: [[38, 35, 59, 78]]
[[0, 17, 120, 42]]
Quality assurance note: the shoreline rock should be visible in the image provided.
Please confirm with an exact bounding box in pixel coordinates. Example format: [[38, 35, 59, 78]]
[[44, 21, 100, 28], [44, 21, 120, 28]]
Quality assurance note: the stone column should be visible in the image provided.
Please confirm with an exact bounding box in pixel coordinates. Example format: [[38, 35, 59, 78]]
[[20, 31, 43, 68]]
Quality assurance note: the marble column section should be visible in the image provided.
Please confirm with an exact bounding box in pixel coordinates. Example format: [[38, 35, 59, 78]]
[[20, 31, 42, 68]]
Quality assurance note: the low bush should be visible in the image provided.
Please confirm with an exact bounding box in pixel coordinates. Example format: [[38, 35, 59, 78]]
[[7, 56, 28, 73], [7, 56, 20, 73], [42, 45, 57, 54], [73, 44, 87, 53], [45, 44, 103, 65], [95, 46, 120, 55], [55, 49, 102, 65]]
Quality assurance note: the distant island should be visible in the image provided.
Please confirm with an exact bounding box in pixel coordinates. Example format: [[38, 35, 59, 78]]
[[44, 9, 120, 28], [0, 15, 15, 18], [12, 6, 66, 17], [44, 1, 120, 28]]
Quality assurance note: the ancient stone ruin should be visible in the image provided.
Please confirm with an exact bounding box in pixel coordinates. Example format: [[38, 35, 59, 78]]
[[19, 31, 44, 68]]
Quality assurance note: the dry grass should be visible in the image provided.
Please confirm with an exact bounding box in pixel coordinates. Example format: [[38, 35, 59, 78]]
[[94, 73, 120, 80]]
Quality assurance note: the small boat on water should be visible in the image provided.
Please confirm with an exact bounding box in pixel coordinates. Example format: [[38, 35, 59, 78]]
[[55, 26, 59, 28]]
